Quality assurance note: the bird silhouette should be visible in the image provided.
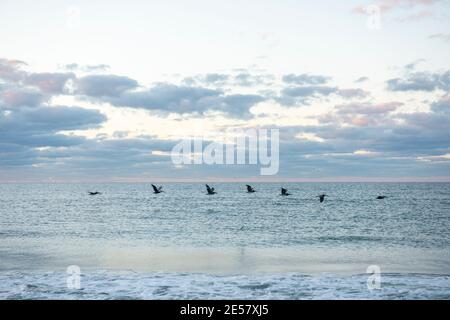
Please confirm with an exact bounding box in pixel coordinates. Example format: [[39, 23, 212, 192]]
[[206, 184, 217, 195], [318, 194, 327, 203], [151, 184, 163, 194]]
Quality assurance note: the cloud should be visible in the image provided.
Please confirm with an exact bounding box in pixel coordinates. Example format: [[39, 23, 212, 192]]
[[430, 95, 450, 114], [318, 102, 402, 126], [0, 58, 108, 164], [278, 85, 369, 106], [354, 76, 369, 83], [0, 58, 27, 82], [386, 70, 450, 91], [233, 72, 274, 87], [336, 88, 370, 99], [64, 63, 110, 72], [1, 57, 450, 180], [336, 102, 402, 115], [429, 33, 450, 43], [417, 153, 450, 162], [0, 106, 106, 148], [404, 59, 426, 70], [25, 72, 75, 94], [1, 86, 47, 108], [100, 83, 265, 118], [282, 85, 338, 97], [76, 74, 139, 97], [183, 71, 274, 87], [104, 83, 219, 110], [1, 106, 106, 135], [282, 73, 331, 85], [0, 59, 75, 95]]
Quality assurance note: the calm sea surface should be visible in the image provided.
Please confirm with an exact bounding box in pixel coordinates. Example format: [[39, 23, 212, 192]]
[[0, 183, 449, 299]]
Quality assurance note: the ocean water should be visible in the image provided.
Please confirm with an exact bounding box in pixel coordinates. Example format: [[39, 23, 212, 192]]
[[0, 183, 449, 299]]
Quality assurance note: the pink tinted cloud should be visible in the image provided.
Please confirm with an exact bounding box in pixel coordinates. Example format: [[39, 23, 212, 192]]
[[1, 88, 46, 108], [25, 72, 75, 94], [318, 102, 402, 127], [336, 102, 402, 115], [0, 58, 27, 82]]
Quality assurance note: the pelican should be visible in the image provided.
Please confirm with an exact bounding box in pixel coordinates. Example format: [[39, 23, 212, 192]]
[[88, 191, 101, 196], [318, 194, 327, 203], [281, 188, 290, 196], [376, 196, 387, 199], [246, 185, 256, 193], [151, 184, 163, 194], [206, 184, 217, 195]]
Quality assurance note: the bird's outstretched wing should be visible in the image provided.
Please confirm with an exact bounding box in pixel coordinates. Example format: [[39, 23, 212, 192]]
[[206, 184, 216, 194], [158, 186, 163, 192], [151, 184, 159, 193], [246, 185, 253, 192]]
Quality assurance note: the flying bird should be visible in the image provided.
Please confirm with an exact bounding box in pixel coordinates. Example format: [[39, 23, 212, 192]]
[[88, 191, 101, 196], [206, 184, 217, 195], [376, 196, 387, 199], [318, 194, 327, 203], [281, 188, 290, 196], [151, 184, 163, 194], [246, 185, 256, 193]]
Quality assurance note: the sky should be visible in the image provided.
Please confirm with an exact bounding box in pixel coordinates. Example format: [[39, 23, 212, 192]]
[[1, 0, 450, 182]]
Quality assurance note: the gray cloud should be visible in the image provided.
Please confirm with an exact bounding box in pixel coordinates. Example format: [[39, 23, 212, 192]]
[[76, 74, 139, 97], [318, 102, 401, 127], [0, 58, 27, 82], [282, 73, 331, 85], [336, 88, 370, 99], [0, 106, 106, 147], [429, 33, 450, 43], [1, 57, 450, 180], [98, 83, 265, 118], [25, 72, 75, 94], [183, 71, 274, 87], [64, 63, 110, 72], [354, 76, 369, 83], [183, 73, 230, 86], [387, 70, 450, 91], [282, 85, 338, 97], [1, 86, 47, 108]]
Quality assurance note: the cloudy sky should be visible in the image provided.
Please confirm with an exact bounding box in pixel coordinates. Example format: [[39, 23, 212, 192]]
[[1, 0, 450, 182]]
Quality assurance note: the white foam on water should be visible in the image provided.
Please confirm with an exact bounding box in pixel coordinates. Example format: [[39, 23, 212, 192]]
[[1, 271, 449, 300]]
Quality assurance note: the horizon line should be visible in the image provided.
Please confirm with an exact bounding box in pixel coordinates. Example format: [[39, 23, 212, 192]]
[[1, 176, 450, 183]]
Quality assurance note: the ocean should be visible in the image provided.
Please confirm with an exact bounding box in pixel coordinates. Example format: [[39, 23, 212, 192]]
[[0, 183, 449, 299]]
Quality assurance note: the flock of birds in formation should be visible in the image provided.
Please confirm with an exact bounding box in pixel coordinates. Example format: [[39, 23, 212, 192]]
[[89, 184, 388, 202]]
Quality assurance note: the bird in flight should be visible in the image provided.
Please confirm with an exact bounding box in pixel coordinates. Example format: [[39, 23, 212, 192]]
[[151, 184, 163, 194], [318, 194, 327, 203], [206, 184, 217, 195]]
